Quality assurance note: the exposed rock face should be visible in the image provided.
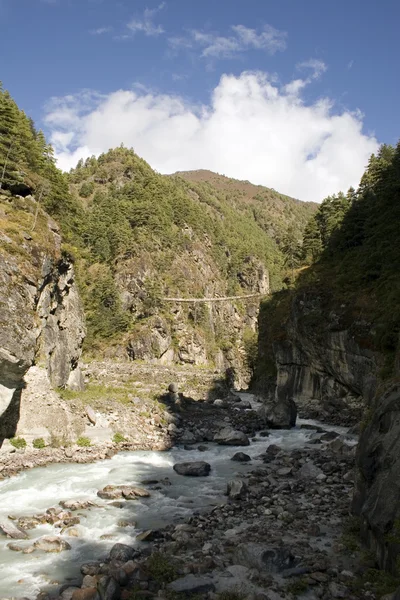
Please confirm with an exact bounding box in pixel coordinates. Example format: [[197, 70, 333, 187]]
[[0, 196, 85, 444], [114, 251, 269, 387], [36, 259, 85, 390], [352, 384, 400, 573], [256, 287, 400, 573], [256, 290, 377, 424]]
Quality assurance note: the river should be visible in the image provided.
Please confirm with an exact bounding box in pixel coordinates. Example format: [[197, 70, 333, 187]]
[[0, 397, 354, 599]]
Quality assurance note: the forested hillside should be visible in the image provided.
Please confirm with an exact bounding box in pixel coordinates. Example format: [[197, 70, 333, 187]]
[[0, 84, 316, 378], [177, 169, 317, 253]]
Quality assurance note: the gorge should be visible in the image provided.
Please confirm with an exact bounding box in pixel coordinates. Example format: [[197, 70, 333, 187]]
[[0, 84, 400, 600]]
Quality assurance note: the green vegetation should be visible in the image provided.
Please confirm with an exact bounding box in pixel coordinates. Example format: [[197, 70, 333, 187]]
[[65, 147, 316, 349], [341, 516, 361, 553], [76, 436, 91, 447], [9, 437, 26, 449], [242, 327, 258, 376], [1, 85, 316, 361], [216, 591, 245, 600], [58, 383, 132, 405], [286, 578, 309, 595], [0, 82, 82, 237], [32, 437, 46, 449], [144, 552, 177, 584], [112, 432, 126, 444], [255, 141, 400, 384]]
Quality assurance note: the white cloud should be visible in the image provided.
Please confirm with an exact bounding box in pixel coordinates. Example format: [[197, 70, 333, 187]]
[[45, 71, 378, 202], [297, 59, 327, 80], [347, 60, 354, 70], [127, 2, 165, 37], [90, 26, 112, 35], [170, 23, 287, 59]]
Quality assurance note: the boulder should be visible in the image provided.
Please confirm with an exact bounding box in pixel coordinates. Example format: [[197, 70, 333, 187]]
[[96, 576, 120, 600], [227, 479, 247, 499], [34, 536, 71, 552], [320, 430, 340, 441], [0, 519, 29, 539], [262, 398, 297, 429], [122, 486, 150, 499], [214, 428, 250, 446], [173, 461, 211, 476], [329, 437, 352, 454], [167, 574, 215, 595], [85, 405, 96, 424], [231, 452, 251, 462], [238, 400, 252, 410], [109, 543, 135, 562], [136, 529, 160, 542], [97, 485, 150, 500], [213, 399, 225, 407], [234, 543, 296, 573], [297, 461, 324, 480], [60, 499, 96, 511]]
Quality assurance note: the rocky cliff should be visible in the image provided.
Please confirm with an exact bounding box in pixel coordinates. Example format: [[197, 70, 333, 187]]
[[254, 141, 400, 573], [0, 193, 85, 443], [254, 288, 379, 425], [254, 283, 400, 573], [66, 148, 315, 384]]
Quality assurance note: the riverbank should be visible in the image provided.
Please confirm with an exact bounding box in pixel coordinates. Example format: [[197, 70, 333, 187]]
[[34, 422, 374, 600], [0, 391, 374, 600]]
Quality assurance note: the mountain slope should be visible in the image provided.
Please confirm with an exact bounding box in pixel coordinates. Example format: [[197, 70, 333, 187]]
[[254, 141, 400, 572], [64, 149, 317, 380], [175, 169, 317, 246]]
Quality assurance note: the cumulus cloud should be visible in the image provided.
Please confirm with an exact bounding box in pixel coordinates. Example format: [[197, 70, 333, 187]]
[[126, 2, 165, 37], [44, 71, 378, 202], [169, 24, 287, 59]]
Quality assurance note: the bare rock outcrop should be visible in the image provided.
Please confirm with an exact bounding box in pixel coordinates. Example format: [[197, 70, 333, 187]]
[[0, 195, 85, 444]]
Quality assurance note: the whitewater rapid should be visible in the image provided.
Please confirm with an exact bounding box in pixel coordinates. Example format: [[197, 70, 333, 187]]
[[0, 404, 353, 598]]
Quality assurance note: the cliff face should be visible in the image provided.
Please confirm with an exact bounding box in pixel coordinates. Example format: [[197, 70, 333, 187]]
[[255, 285, 400, 572], [0, 194, 85, 443], [352, 383, 400, 573], [111, 249, 269, 386], [254, 288, 379, 424]]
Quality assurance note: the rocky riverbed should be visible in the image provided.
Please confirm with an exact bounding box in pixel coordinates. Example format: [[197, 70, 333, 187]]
[[2, 392, 386, 600]]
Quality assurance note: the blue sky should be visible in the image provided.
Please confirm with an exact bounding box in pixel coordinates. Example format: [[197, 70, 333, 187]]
[[0, 0, 398, 201]]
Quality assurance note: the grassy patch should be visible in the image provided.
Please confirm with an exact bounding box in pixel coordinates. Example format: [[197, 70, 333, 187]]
[[10, 437, 27, 449], [286, 577, 309, 596], [145, 552, 177, 584], [112, 432, 126, 444], [216, 591, 245, 600], [341, 516, 361, 553], [76, 436, 91, 447], [33, 437, 46, 449], [58, 383, 132, 405], [350, 568, 400, 597]]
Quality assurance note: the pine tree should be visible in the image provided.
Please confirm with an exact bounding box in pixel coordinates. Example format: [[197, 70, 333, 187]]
[[302, 217, 323, 263]]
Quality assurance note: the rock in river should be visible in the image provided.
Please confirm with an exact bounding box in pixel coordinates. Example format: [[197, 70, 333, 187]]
[[173, 461, 211, 476], [0, 520, 28, 540], [214, 428, 250, 446], [34, 536, 71, 552], [231, 452, 251, 462]]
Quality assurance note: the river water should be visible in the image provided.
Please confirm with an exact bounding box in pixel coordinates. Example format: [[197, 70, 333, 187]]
[[0, 399, 354, 598]]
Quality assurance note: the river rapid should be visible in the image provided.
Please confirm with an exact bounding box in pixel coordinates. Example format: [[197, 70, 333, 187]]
[[0, 396, 353, 599]]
